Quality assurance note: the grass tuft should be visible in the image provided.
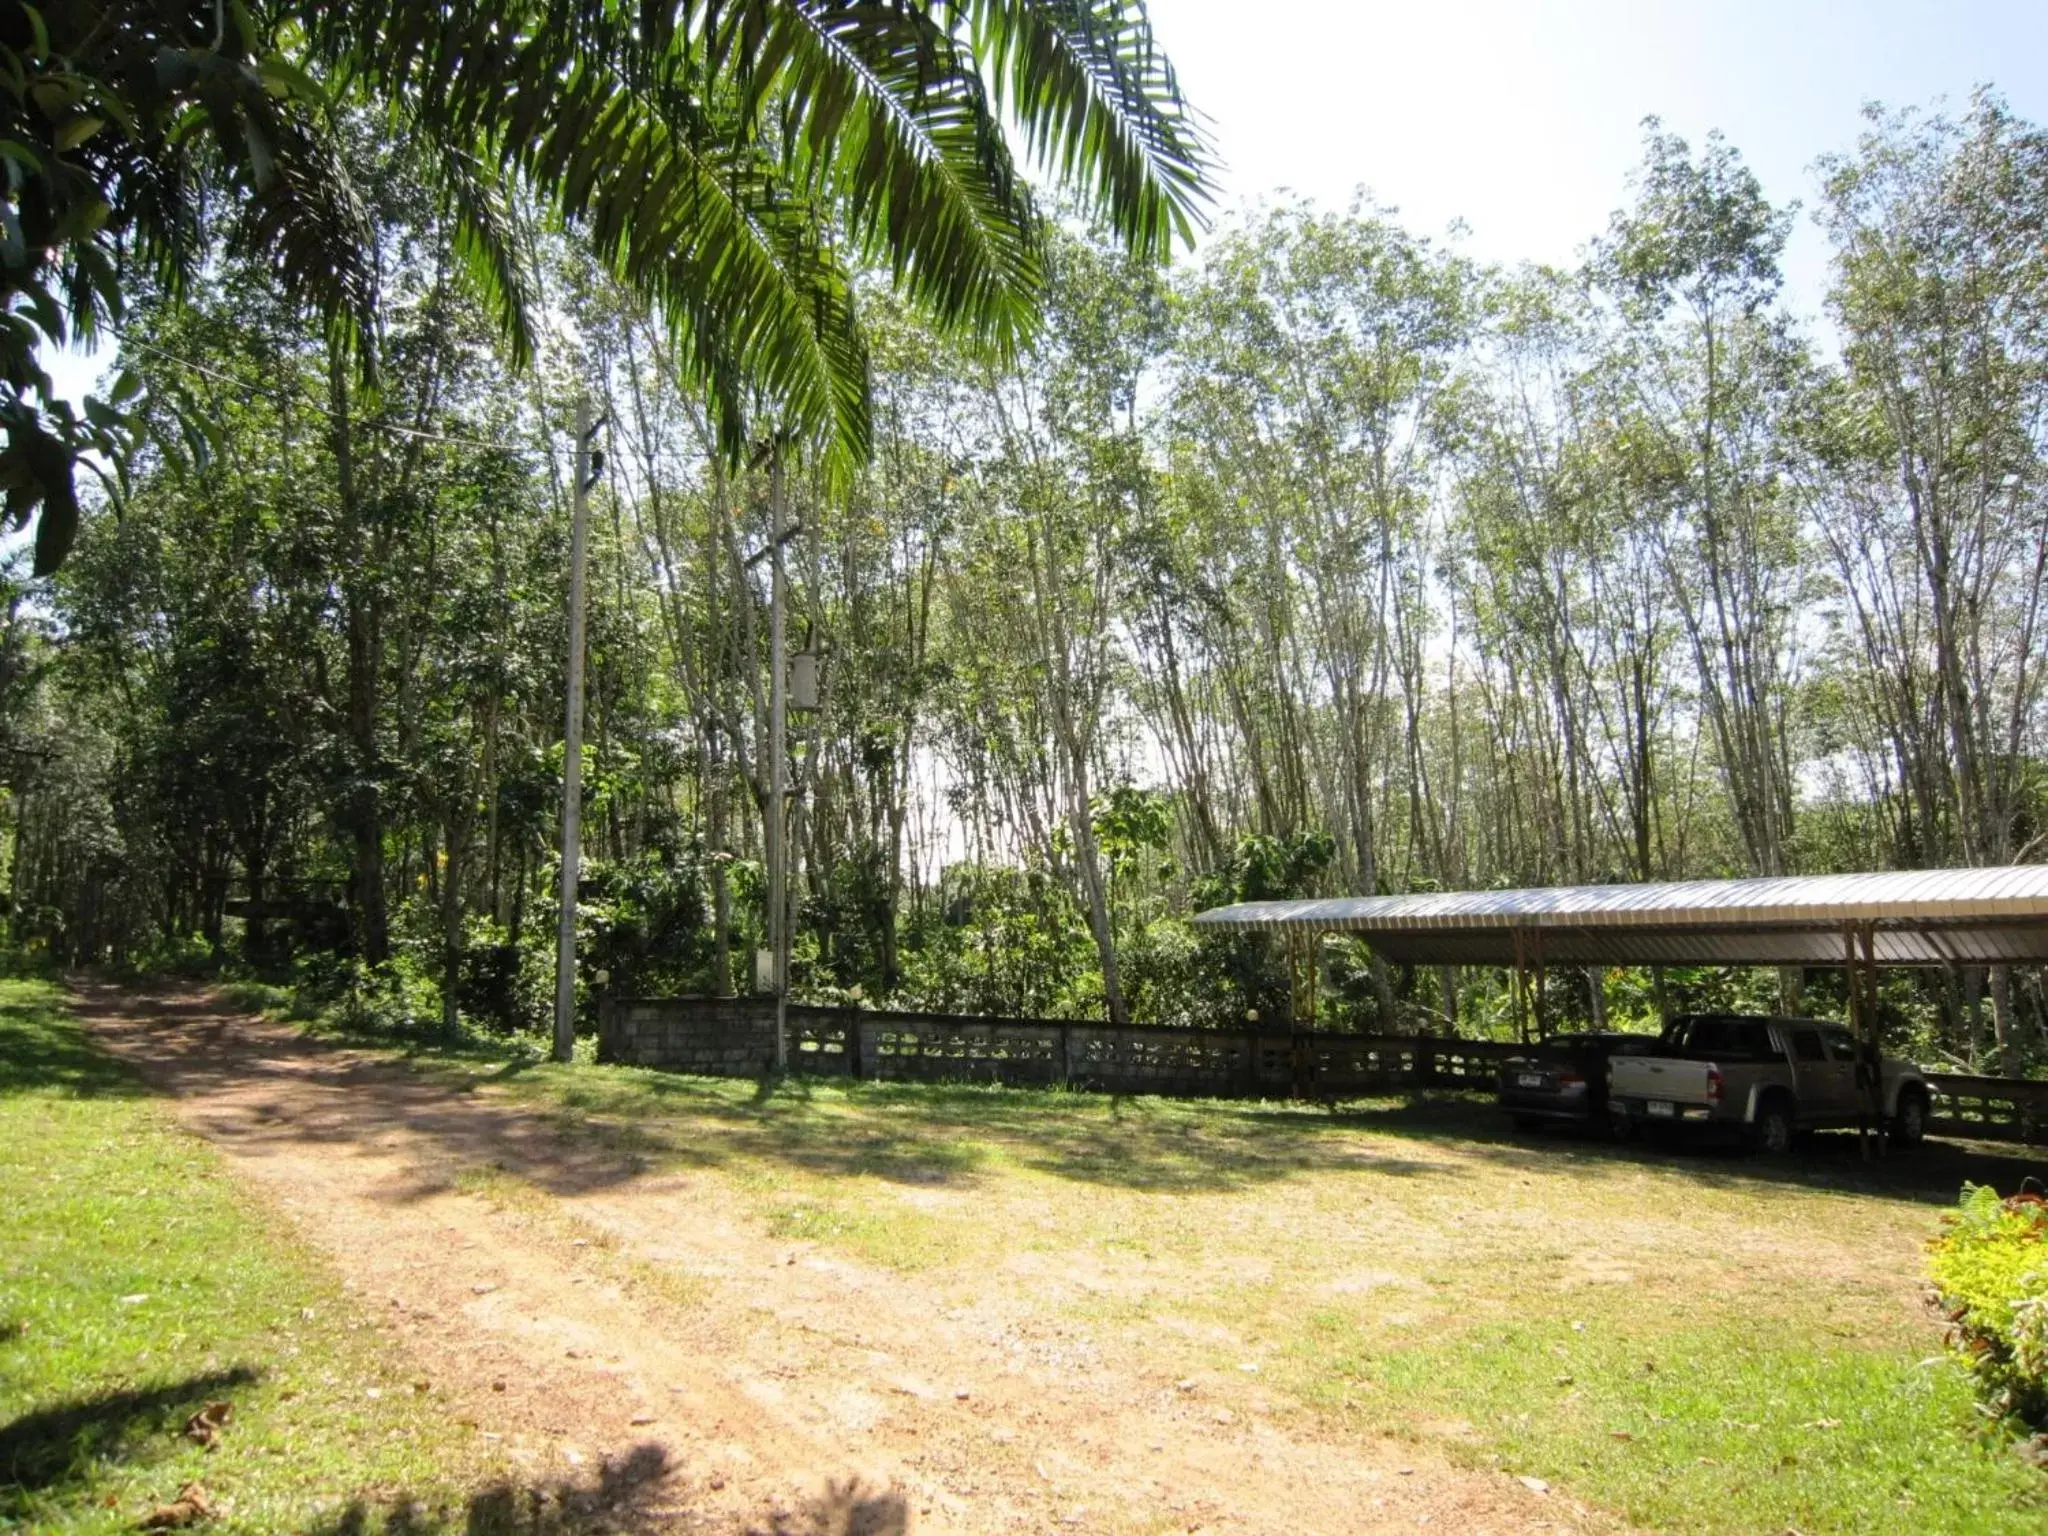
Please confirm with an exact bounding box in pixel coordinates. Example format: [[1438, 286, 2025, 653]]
[[0, 981, 492, 1533]]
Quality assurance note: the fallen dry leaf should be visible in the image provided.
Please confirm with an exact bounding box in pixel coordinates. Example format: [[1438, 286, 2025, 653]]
[[140, 1482, 213, 1529], [181, 1403, 232, 1449]]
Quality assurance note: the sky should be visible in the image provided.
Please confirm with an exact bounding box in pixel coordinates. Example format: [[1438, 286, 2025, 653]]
[[1148, 0, 2048, 321]]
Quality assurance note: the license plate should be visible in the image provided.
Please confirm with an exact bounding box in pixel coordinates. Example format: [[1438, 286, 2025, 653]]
[[1517, 1073, 1546, 1089], [1647, 1100, 1676, 1118]]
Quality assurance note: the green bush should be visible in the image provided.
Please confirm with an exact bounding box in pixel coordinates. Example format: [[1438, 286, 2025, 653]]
[[0, 943, 59, 980], [1929, 1183, 2048, 1434]]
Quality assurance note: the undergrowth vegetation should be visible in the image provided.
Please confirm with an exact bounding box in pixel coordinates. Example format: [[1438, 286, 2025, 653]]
[[1929, 1184, 2048, 1439]]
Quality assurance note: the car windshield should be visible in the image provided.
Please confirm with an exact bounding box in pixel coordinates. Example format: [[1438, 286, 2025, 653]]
[[1543, 1034, 1654, 1056], [1676, 1016, 1776, 1060]]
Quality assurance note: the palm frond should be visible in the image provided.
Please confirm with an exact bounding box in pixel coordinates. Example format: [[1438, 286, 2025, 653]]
[[305, 1, 874, 464], [718, 0, 1044, 355], [3, 0, 1212, 573], [153, 42, 381, 351], [428, 136, 541, 369], [964, 0, 1212, 259]]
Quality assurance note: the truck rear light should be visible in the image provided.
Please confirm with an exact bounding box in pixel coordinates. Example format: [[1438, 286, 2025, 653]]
[[1706, 1066, 1724, 1104]]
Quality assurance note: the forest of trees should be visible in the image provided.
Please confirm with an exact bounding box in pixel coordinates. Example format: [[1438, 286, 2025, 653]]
[[6, 92, 2048, 1072]]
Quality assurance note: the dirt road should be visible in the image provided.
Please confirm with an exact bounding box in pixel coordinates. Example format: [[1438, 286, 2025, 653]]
[[74, 984, 1608, 1536]]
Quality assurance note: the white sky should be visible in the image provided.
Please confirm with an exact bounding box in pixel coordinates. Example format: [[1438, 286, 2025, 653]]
[[1151, 0, 2048, 319]]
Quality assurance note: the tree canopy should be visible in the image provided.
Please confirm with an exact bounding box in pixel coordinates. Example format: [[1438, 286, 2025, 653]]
[[0, 0, 1209, 574], [7, 90, 2048, 1076]]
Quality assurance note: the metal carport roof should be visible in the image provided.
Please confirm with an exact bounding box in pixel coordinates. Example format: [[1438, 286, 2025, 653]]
[[1189, 866, 2048, 968]]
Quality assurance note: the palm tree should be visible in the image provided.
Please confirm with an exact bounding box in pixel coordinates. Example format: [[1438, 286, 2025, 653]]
[[0, 1, 1209, 573]]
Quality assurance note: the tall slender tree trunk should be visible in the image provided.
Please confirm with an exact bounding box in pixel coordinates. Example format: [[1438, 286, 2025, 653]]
[[332, 356, 388, 964], [1066, 782, 1128, 1027], [441, 806, 467, 1036]]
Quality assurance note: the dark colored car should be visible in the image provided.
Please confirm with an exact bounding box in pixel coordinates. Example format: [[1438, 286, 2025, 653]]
[[1498, 1031, 1662, 1134]]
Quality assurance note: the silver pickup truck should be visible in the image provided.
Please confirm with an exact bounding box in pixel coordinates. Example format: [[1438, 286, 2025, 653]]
[[1607, 1013, 1932, 1155]]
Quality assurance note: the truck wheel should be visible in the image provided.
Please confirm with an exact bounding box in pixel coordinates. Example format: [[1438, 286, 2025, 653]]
[[1749, 1098, 1796, 1157], [1891, 1090, 1929, 1148]]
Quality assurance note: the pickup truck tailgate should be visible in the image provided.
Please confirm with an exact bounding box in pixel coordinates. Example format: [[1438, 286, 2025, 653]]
[[1608, 1055, 1717, 1105]]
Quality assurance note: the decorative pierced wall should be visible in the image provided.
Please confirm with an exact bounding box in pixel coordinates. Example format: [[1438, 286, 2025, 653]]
[[596, 994, 2047, 1141]]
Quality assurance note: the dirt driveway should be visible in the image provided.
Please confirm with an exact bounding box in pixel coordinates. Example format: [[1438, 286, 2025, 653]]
[[73, 983, 1610, 1536]]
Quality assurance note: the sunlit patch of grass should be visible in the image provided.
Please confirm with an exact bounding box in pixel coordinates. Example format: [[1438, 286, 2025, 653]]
[[1277, 1295, 2046, 1535], [0, 981, 496, 1534], [235, 1008, 2048, 1533], [760, 1188, 975, 1273]]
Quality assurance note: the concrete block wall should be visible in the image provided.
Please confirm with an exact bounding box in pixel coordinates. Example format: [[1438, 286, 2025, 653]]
[[598, 996, 780, 1073], [599, 999, 2047, 1138]]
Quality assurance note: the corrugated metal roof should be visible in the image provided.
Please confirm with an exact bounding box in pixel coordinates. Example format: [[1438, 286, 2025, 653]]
[[1189, 866, 2048, 967]]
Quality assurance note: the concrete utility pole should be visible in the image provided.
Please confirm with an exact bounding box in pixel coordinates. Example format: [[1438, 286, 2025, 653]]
[[553, 397, 600, 1063], [767, 449, 790, 1072]]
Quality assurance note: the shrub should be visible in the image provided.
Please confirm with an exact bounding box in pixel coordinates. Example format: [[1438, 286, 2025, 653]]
[[1929, 1183, 2048, 1434]]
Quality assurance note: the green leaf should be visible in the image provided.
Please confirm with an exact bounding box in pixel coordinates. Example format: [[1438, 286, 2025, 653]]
[[28, 77, 74, 118], [28, 447, 78, 577], [54, 114, 104, 152], [19, 3, 48, 64], [256, 54, 325, 104]]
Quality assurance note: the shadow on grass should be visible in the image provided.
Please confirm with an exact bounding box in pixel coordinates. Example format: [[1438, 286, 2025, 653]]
[[62, 980, 1444, 1198], [0, 1366, 260, 1501], [65, 979, 2041, 1207], [304, 1444, 907, 1536], [0, 982, 144, 1099], [524, 1067, 1449, 1194], [1328, 1091, 2048, 1205]]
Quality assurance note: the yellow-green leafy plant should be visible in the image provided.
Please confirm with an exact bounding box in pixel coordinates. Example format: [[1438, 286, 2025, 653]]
[[1929, 1183, 2048, 1433]]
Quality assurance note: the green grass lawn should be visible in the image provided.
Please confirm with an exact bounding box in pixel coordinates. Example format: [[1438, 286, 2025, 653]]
[[371, 1041, 2048, 1536], [0, 980, 500, 1534]]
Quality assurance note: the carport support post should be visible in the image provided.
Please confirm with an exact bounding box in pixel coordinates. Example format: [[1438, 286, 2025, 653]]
[[1509, 926, 1536, 1044], [1860, 922, 1885, 1151], [1284, 930, 1319, 1030], [1846, 921, 1885, 1159], [1286, 931, 1318, 1098]]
